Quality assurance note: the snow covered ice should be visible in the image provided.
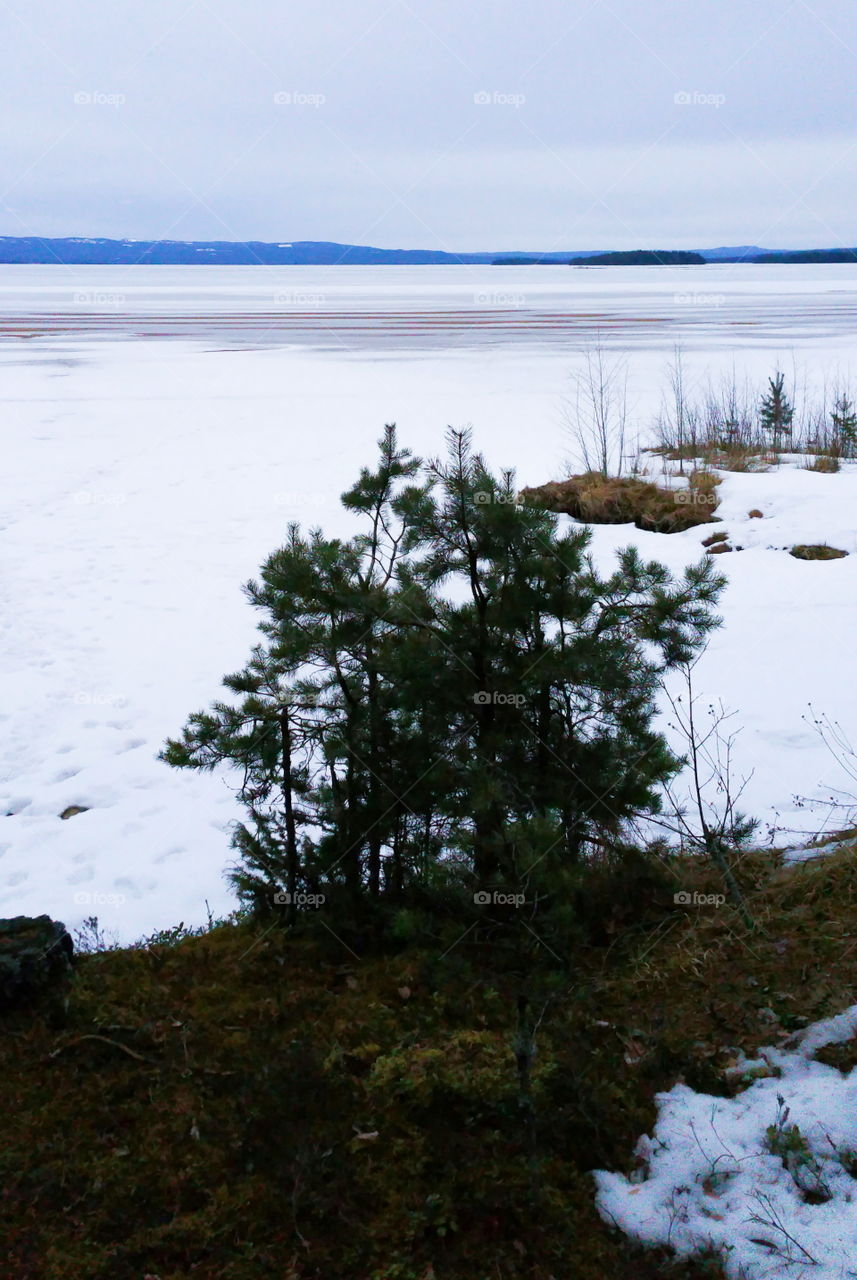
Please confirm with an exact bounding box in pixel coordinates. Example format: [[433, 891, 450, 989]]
[[4, 263, 857, 940]]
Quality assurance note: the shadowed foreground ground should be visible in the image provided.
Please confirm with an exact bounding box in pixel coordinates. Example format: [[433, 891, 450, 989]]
[[3, 842, 856, 1279]]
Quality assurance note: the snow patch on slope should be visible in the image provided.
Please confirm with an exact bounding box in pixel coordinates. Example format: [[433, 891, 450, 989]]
[[595, 1005, 857, 1278]]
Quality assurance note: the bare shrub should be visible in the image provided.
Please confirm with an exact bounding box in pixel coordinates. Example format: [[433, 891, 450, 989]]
[[564, 337, 630, 478]]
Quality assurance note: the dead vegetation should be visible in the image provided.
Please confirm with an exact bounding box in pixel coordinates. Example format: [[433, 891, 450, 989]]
[[649, 361, 857, 469], [520, 470, 721, 533], [653, 442, 781, 472], [790, 544, 848, 561], [805, 454, 841, 473]]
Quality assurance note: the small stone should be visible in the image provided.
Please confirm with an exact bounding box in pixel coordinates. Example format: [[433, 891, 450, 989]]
[[59, 805, 89, 820]]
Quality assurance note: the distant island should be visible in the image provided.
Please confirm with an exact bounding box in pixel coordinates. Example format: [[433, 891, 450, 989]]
[[752, 248, 857, 264], [572, 249, 706, 266], [0, 236, 855, 266], [493, 250, 706, 266]]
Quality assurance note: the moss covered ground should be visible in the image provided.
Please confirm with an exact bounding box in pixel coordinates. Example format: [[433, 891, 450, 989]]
[[4, 841, 857, 1279]]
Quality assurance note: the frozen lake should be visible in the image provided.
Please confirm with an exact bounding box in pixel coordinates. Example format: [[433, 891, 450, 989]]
[[4, 262, 857, 352], [4, 264, 857, 940]]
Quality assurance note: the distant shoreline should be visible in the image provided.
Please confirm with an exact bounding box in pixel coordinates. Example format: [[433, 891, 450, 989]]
[[2, 236, 856, 267]]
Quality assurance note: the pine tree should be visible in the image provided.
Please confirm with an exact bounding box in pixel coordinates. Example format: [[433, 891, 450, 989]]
[[831, 393, 857, 458], [759, 372, 794, 447], [398, 429, 724, 886], [162, 426, 726, 926]]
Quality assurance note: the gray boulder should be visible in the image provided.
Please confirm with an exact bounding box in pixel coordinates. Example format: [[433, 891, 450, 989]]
[[0, 914, 74, 1014]]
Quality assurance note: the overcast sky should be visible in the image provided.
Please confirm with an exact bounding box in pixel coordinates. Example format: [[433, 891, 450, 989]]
[[1, 0, 855, 250]]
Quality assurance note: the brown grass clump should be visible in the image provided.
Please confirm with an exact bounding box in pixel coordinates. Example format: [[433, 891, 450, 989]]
[[688, 468, 721, 499], [701, 531, 729, 547], [705, 447, 779, 472], [748, 508, 764, 518], [790, 544, 848, 560], [520, 471, 720, 533], [652, 443, 779, 472], [805, 454, 841, 473]]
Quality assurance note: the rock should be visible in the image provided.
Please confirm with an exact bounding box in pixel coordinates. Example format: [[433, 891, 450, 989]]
[[0, 915, 74, 1015], [59, 805, 89, 820]]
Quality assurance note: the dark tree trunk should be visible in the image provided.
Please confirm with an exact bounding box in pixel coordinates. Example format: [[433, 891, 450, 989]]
[[280, 708, 299, 925]]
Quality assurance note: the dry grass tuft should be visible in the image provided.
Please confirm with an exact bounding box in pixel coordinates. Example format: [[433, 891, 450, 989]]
[[790, 544, 848, 561], [805, 454, 841, 473], [748, 508, 764, 519], [652, 443, 780, 472], [705, 447, 780, 472], [688, 468, 721, 498], [520, 472, 720, 533]]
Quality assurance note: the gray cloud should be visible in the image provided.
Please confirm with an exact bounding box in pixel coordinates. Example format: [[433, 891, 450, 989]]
[[1, 0, 855, 248]]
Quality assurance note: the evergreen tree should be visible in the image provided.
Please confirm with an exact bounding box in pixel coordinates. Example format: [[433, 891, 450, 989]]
[[162, 426, 726, 924], [759, 371, 794, 446], [397, 430, 724, 886], [831, 393, 857, 458]]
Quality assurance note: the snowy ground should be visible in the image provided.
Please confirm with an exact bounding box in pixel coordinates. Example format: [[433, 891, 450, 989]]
[[4, 264, 857, 940], [595, 1004, 857, 1278]]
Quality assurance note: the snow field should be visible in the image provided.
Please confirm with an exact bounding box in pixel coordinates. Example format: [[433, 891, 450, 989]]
[[4, 265, 857, 939]]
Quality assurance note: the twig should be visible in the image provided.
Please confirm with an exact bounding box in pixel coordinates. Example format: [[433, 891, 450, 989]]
[[747, 1191, 818, 1266], [48, 1034, 152, 1063]]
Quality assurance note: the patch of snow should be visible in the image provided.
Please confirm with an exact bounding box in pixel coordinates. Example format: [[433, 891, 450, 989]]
[[791, 1008, 857, 1058], [782, 839, 845, 865], [594, 1005, 857, 1278]]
